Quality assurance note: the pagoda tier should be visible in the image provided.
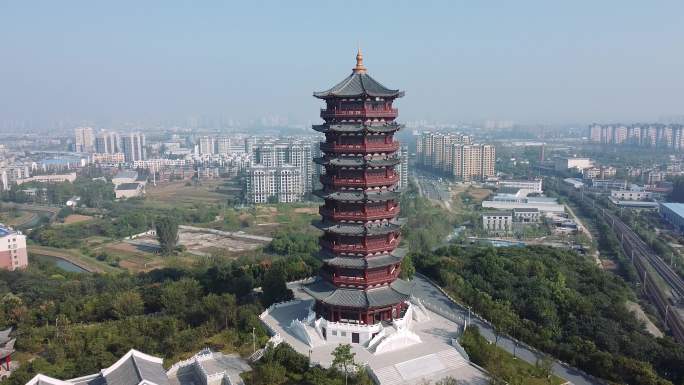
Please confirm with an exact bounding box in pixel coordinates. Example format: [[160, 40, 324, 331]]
[[307, 50, 411, 326]]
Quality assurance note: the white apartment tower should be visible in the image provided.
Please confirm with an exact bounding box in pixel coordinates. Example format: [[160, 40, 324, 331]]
[[74, 127, 95, 153], [95, 131, 120, 154], [121, 133, 146, 162]]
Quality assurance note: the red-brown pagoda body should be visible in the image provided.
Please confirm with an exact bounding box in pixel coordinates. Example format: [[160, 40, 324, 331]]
[[306, 51, 411, 327]]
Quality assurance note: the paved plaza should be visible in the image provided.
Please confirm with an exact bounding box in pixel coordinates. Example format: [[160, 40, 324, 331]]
[[262, 287, 488, 385]]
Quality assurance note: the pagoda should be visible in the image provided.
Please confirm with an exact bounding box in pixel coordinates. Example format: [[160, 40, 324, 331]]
[[304, 50, 412, 342]]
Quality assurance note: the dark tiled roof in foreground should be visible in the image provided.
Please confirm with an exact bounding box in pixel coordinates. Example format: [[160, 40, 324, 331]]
[[312, 123, 402, 133], [27, 350, 169, 385], [0, 327, 12, 345], [314, 72, 404, 99], [320, 248, 408, 269], [304, 278, 413, 308]]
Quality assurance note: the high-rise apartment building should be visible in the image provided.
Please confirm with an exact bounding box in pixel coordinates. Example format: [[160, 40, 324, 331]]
[[198, 136, 215, 155], [417, 132, 494, 181], [74, 127, 95, 153], [121, 133, 146, 162], [95, 131, 120, 154], [588, 123, 684, 151], [246, 139, 314, 203], [397, 145, 409, 188], [0, 166, 30, 191], [247, 165, 303, 203]]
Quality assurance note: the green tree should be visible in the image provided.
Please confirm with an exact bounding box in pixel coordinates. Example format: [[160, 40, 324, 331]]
[[400, 254, 416, 280], [155, 216, 178, 255], [331, 344, 356, 385], [111, 290, 144, 319], [261, 263, 293, 307]]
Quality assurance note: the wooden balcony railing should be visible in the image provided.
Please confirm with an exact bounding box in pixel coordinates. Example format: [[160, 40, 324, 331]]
[[319, 206, 399, 221], [320, 108, 398, 119], [320, 173, 399, 188], [320, 141, 400, 154]]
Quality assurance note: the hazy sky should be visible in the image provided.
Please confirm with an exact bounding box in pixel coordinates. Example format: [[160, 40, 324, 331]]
[[1, 1, 683, 127]]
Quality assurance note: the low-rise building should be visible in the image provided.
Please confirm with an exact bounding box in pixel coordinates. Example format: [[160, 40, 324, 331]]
[[586, 179, 628, 191], [555, 157, 593, 171], [115, 183, 145, 199], [482, 211, 513, 233], [660, 203, 684, 233], [610, 190, 653, 201], [513, 208, 540, 223], [15, 172, 77, 186], [498, 179, 543, 194], [112, 170, 139, 186], [0, 225, 28, 271]]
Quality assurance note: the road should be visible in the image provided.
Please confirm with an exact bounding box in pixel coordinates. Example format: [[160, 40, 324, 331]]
[[411, 274, 602, 385]]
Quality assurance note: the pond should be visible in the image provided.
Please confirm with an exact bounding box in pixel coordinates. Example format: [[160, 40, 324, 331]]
[[33, 254, 89, 273]]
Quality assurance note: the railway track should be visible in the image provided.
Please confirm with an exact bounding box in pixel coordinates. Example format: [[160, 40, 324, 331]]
[[563, 186, 684, 343]]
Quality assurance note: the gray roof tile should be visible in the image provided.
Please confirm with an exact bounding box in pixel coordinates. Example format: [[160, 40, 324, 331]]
[[314, 73, 404, 99]]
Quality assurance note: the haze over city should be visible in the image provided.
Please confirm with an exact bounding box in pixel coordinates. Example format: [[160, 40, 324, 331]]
[[3, 3, 684, 385], [2, 1, 684, 129]]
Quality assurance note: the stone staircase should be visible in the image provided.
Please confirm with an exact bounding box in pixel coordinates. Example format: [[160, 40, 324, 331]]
[[372, 365, 404, 385], [436, 348, 467, 370]]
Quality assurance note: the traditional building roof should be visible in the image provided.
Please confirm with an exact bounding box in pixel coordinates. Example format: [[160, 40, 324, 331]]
[[313, 49, 404, 99], [304, 278, 413, 308], [26, 349, 169, 385], [314, 189, 400, 202], [314, 156, 400, 167], [312, 122, 402, 134], [0, 327, 12, 345], [320, 248, 407, 269], [314, 219, 405, 236]]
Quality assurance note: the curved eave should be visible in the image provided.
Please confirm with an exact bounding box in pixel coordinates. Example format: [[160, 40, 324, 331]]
[[320, 248, 408, 269], [313, 73, 404, 99], [314, 220, 405, 236], [313, 123, 403, 134], [304, 278, 413, 308], [314, 157, 401, 167], [314, 189, 400, 202]]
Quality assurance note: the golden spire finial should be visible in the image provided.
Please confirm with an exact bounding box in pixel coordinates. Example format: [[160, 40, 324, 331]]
[[353, 45, 367, 74]]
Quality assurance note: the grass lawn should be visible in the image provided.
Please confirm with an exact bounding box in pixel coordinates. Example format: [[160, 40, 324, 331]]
[[145, 179, 235, 207]]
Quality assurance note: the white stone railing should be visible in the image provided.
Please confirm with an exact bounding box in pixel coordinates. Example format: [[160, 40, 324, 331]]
[[366, 329, 386, 351]]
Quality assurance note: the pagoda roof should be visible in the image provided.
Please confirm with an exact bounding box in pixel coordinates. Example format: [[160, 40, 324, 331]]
[[314, 189, 400, 202], [0, 338, 15, 359], [314, 72, 404, 99], [0, 327, 12, 345], [321, 248, 408, 269], [314, 156, 400, 167], [314, 219, 405, 236], [26, 349, 169, 385], [304, 278, 413, 308], [313, 122, 402, 134]]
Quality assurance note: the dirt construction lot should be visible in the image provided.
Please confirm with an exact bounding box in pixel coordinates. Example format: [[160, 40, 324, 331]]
[[126, 228, 268, 256]]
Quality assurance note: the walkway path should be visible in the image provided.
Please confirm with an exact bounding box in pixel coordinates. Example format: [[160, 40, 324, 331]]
[[411, 273, 602, 385]]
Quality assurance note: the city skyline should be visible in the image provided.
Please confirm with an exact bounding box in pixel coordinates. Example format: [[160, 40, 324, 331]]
[[2, 1, 684, 128]]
